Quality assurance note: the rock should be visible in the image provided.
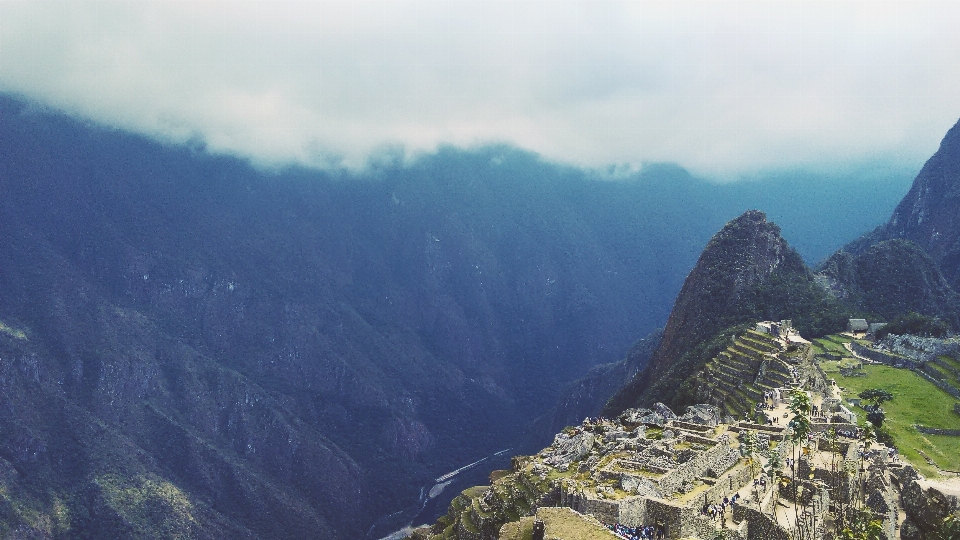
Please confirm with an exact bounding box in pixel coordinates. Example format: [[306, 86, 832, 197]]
[[543, 431, 595, 470], [866, 489, 891, 514], [680, 403, 721, 426], [900, 473, 960, 536], [652, 402, 677, 420]]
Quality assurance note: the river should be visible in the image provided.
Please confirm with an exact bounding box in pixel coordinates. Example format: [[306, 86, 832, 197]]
[[368, 448, 513, 539]]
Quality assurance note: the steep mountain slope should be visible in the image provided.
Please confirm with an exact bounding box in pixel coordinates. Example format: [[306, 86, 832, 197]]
[[821, 117, 960, 328], [0, 95, 757, 537], [0, 94, 913, 538], [819, 240, 960, 326], [873, 118, 960, 290], [603, 211, 848, 415]]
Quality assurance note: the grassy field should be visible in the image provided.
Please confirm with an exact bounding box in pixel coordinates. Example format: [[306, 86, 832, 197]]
[[825, 362, 960, 476], [813, 335, 854, 356]]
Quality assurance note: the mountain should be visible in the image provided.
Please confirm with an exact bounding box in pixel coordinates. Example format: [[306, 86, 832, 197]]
[[0, 97, 707, 539], [819, 240, 960, 327], [821, 117, 960, 328], [0, 93, 914, 538], [863, 118, 960, 290], [603, 211, 849, 415]]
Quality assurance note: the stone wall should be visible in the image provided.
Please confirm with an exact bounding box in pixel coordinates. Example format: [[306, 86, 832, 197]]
[[935, 357, 960, 379], [809, 421, 857, 434], [657, 440, 737, 495], [693, 461, 761, 510], [915, 425, 960, 436], [558, 488, 620, 526], [671, 421, 712, 433], [684, 512, 745, 540], [614, 496, 647, 528], [644, 498, 684, 539], [733, 504, 790, 540], [850, 342, 917, 368]]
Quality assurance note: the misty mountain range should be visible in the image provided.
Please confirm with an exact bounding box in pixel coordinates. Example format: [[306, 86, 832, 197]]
[[0, 94, 923, 538]]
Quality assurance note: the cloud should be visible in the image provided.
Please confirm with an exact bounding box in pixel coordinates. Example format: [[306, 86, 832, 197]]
[[2, 0, 960, 177]]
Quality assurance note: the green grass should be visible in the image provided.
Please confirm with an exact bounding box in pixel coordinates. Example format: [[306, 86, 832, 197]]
[[939, 355, 960, 371], [825, 334, 854, 345], [834, 364, 960, 476], [814, 337, 848, 355]]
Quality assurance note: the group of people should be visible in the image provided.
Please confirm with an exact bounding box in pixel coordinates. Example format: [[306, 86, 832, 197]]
[[702, 493, 741, 522], [752, 476, 768, 490], [836, 428, 860, 439], [607, 522, 665, 540]]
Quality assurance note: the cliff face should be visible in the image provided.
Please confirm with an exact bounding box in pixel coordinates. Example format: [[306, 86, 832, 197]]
[[603, 211, 845, 415], [882, 118, 960, 290], [525, 330, 661, 448]]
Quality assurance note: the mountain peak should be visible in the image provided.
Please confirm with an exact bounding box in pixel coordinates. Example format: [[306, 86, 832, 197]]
[[648, 209, 802, 362], [603, 210, 833, 415]]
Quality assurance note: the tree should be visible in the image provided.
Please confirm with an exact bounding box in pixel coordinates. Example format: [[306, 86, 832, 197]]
[[866, 409, 886, 428], [932, 514, 960, 540], [740, 430, 759, 462], [857, 389, 893, 409], [836, 508, 884, 540], [875, 312, 949, 340], [858, 389, 893, 428], [787, 389, 812, 540]]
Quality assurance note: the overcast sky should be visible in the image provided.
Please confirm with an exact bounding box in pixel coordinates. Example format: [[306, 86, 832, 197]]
[[2, 1, 960, 178]]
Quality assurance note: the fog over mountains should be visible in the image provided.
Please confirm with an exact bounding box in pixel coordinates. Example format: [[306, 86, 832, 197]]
[[0, 95, 916, 538]]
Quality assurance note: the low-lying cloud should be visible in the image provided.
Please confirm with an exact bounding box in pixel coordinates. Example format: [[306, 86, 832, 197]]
[[2, 1, 960, 178]]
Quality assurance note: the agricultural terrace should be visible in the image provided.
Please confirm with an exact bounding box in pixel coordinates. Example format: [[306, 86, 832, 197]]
[[819, 339, 960, 477]]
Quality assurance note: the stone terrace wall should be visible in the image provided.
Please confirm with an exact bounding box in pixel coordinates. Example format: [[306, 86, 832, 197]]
[[671, 421, 712, 433], [913, 369, 960, 399], [810, 422, 858, 434], [559, 490, 620, 526], [734, 504, 790, 540], [693, 461, 761, 510], [658, 441, 738, 495], [614, 496, 647, 528], [915, 425, 960, 436], [684, 512, 745, 540], [850, 342, 917, 368], [644, 499, 683, 539]]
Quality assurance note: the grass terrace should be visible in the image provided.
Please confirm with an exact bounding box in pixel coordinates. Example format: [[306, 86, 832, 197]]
[[831, 364, 960, 476]]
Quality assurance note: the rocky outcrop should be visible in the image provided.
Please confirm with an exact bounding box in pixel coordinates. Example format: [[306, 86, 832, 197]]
[[542, 432, 595, 470], [895, 466, 960, 539]]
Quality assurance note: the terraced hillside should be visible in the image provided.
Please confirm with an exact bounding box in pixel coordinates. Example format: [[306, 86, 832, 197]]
[[692, 328, 799, 418]]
